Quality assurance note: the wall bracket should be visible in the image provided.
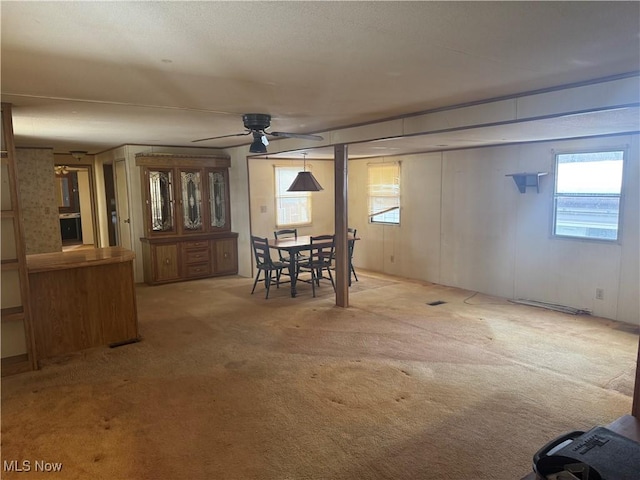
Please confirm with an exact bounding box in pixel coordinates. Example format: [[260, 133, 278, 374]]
[[506, 172, 548, 193]]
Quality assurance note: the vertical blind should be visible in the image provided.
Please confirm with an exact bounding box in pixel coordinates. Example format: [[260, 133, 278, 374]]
[[368, 163, 400, 224]]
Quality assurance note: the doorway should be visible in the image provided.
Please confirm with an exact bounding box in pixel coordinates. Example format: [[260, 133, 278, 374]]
[[114, 159, 132, 251], [103, 163, 118, 246], [54, 165, 97, 250]]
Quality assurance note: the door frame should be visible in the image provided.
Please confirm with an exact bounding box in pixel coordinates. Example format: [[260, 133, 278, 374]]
[[113, 158, 133, 251], [53, 162, 98, 248]]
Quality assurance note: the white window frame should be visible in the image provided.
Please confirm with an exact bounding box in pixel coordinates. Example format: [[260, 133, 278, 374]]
[[274, 165, 312, 227], [368, 162, 401, 225], [552, 149, 625, 242]]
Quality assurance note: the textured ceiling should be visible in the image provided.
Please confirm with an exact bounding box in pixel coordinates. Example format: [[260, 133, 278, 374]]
[[2, 1, 639, 155]]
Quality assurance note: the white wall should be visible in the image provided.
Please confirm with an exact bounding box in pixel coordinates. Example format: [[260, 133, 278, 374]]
[[248, 158, 335, 240], [349, 134, 639, 325], [348, 155, 443, 281], [226, 147, 252, 278]]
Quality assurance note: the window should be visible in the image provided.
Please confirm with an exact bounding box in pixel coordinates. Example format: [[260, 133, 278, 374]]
[[275, 166, 311, 227], [368, 163, 400, 224], [553, 150, 624, 241]]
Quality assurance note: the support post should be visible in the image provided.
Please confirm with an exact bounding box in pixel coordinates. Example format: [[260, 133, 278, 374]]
[[633, 336, 640, 418], [334, 144, 349, 307]]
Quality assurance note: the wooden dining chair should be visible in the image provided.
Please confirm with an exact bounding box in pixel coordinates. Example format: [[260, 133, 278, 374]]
[[298, 235, 335, 297], [273, 229, 297, 263], [274, 228, 308, 265], [347, 228, 359, 286], [250, 235, 288, 299], [330, 228, 359, 286]]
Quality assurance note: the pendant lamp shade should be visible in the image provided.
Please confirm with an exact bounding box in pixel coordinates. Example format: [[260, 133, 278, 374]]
[[287, 153, 323, 192], [287, 171, 323, 192]]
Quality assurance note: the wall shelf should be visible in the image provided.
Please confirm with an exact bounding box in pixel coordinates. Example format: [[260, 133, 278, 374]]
[[506, 172, 548, 193]]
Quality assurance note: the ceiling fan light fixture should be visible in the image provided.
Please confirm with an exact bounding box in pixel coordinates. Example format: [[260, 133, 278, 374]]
[[249, 137, 268, 153], [54, 165, 69, 175]]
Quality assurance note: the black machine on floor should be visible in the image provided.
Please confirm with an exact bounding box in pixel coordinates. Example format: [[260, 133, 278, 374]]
[[532, 426, 640, 479]]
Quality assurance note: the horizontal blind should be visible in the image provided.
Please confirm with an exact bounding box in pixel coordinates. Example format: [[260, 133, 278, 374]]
[[368, 163, 400, 223], [275, 165, 311, 226]]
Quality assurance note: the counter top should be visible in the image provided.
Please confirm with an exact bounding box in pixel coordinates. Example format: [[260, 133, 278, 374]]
[[26, 247, 135, 273]]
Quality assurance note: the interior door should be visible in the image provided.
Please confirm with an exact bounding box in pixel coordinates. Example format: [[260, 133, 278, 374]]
[[76, 168, 95, 245], [114, 159, 132, 250], [103, 163, 117, 246]]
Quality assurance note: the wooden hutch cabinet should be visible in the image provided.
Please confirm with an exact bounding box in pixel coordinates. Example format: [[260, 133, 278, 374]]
[[136, 153, 238, 285]]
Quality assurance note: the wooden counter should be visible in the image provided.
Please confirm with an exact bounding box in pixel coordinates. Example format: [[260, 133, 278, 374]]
[[27, 246, 136, 273], [27, 247, 139, 362]]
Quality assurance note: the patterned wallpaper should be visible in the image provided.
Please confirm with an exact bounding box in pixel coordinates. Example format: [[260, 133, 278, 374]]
[[15, 148, 62, 254]]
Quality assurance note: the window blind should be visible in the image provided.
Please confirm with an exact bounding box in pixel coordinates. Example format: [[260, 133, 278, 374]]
[[368, 163, 400, 224], [274, 165, 311, 226]]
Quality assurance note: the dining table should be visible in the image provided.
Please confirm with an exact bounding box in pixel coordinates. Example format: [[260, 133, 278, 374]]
[[268, 234, 356, 297]]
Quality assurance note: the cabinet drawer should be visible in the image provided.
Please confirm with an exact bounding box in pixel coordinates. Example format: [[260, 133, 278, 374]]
[[185, 263, 210, 278], [184, 240, 208, 249], [184, 249, 209, 264]]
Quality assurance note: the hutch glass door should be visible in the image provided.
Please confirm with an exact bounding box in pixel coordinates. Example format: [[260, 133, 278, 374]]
[[148, 169, 175, 233], [180, 170, 203, 232], [209, 170, 227, 229]]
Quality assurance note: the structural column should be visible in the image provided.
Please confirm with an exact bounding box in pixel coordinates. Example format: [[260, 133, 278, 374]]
[[334, 144, 349, 307], [633, 336, 640, 418]]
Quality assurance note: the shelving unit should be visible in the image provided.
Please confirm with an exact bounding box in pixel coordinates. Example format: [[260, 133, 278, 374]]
[[1, 103, 37, 376]]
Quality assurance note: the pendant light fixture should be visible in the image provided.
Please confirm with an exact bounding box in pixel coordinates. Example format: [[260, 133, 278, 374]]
[[69, 150, 88, 160], [287, 153, 323, 192]]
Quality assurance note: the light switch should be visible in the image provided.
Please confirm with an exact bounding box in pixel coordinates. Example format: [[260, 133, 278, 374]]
[[260, 205, 267, 213]]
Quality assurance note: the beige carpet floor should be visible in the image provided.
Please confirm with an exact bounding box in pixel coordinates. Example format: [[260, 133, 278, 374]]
[[1, 271, 638, 480]]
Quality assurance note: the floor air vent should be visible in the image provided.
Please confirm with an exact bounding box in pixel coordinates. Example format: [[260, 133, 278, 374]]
[[427, 301, 446, 306]]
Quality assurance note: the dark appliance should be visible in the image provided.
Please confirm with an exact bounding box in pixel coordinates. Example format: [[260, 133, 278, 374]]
[[533, 426, 640, 479]]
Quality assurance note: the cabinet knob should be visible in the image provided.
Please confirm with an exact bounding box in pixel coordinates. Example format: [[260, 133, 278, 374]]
[[165, 258, 171, 265], [223, 252, 229, 258]]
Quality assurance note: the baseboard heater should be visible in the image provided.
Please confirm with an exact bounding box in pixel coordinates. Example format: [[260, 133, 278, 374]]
[[511, 299, 591, 316]]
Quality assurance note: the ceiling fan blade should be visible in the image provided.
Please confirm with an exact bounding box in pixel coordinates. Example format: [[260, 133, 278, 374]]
[[192, 131, 251, 143], [269, 131, 324, 141]]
